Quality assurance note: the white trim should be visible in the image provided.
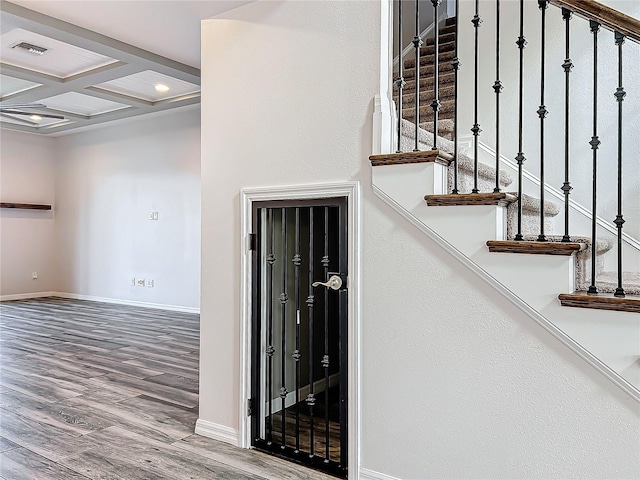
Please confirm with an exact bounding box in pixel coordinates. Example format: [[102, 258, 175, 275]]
[[478, 141, 640, 252], [194, 419, 239, 447], [0, 291, 56, 301], [371, 184, 640, 403], [240, 181, 361, 479], [360, 468, 403, 480], [51, 292, 200, 314]]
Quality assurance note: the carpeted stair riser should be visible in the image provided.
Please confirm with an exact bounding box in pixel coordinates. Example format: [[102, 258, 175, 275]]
[[398, 84, 456, 107], [419, 119, 454, 141], [399, 72, 456, 93], [418, 41, 456, 58], [576, 271, 640, 295], [403, 49, 456, 69], [402, 62, 454, 80], [422, 32, 456, 47], [506, 196, 561, 241], [402, 101, 456, 123]]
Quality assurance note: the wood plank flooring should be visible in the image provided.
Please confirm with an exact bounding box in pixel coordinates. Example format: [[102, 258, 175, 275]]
[[0, 297, 333, 480]]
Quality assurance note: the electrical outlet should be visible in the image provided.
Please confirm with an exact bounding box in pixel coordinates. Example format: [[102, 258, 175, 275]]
[[131, 277, 136, 286], [137, 279, 145, 287], [32, 272, 38, 279], [150, 212, 155, 220], [147, 280, 154, 288], [153, 212, 159, 220]]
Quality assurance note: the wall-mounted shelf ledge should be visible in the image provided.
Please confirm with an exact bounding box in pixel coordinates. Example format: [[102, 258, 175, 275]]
[[1, 202, 52, 210]]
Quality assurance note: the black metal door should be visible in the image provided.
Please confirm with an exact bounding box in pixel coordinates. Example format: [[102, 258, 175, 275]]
[[251, 198, 348, 478]]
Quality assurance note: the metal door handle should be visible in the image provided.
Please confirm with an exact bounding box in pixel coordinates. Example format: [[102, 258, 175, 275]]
[[312, 275, 342, 291]]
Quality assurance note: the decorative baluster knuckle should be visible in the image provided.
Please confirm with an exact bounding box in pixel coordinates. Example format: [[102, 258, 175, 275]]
[[493, 80, 503, 93], [431, 99, 441, 112], [267, 254, 276, 265], [589, 136, 600, 150], [537, 105, 548, 118], [562, 59, 573, 73], [561, 7, 572, 20], [472, 15, 482, 27], [516, 35, 527, 49], [614, 87, 626, 102], [515, 153, 526, 165], [471, 124, 481, 136], [451, 57, 461, 70], [538, 0, 549, 10], [615, 31, 625, 45], [590, 20, 600, 33]]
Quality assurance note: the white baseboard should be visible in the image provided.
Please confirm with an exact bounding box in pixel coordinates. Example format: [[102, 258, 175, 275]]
[[195, 419, 239, 447], [52, 292, 200, 314], [268, 372, 341, 415], [0, 291, 57, 301], [360, 468, 402, 480]]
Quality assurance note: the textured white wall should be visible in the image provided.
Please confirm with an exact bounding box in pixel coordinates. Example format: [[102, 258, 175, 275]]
[[200, 1, 639, 478], [54, 108, 201, 309], [0, 130, 57, 296]]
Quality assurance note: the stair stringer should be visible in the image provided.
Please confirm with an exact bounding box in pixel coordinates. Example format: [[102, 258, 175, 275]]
[[371, 162, 640, 401]]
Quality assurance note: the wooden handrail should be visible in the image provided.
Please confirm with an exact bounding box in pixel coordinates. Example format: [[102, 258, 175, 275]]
[[550, 0, 640, 43]]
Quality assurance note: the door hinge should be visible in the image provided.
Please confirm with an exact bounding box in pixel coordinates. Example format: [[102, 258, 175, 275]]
[[247, 398, 253, 416], [248, 233, 257, 251]]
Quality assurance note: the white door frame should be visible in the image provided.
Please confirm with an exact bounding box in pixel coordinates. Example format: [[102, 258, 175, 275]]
[[239, 181, 361, 478]]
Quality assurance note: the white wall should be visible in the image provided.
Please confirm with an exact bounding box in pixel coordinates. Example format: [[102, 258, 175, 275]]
[[54, 108, 201, 310], [0, 130, 57, 296], [200, 1, 639, 479]]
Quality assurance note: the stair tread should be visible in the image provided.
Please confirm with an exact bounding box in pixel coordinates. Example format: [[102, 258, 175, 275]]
[[487, 240, 586, 255], [558, 292, 640, 314], [370, 149, 452, 167], [582, 271, 640, 296], [425, 192, 517, 206]]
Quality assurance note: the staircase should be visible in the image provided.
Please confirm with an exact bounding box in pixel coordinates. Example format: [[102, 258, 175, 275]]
[[374, 6, 640, 398]]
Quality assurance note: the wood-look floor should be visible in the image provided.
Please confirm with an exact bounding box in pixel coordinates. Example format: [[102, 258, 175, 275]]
[[0, 297, 333, 480]]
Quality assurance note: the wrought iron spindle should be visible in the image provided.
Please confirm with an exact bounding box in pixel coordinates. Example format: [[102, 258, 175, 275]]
[[292, 208, 302, 451], [514, 0, 527, 240], [614, 31, 626, 297], [413, 0, 423, 151], [493, 0, 503, 193], [451, 0, 461, 194], [588, 20, 600, 295], [471, 0, 482, 193], [431, 0, 441, 148], [561, 8, 573, 242], [306, 208, 315, 456], [280, 208, 288, 448], [266, 209, 276, 443], [537, 0, 549, 242], [322, 207, 330, 463], [396, 0, 405, 153]]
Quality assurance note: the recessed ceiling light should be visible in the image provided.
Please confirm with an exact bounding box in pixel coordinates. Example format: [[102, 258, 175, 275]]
[[30, 115, 43, 122], [154, 84, 170, 93], [13, 42, 48, 56]]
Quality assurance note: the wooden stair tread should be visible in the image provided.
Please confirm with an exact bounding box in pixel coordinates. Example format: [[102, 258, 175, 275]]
[[558, 292, 640, 313], [0, 202, 52, 210], [424, 193, 517, 206], [486, 240, 586, 255], [369, 149, 452, 167]]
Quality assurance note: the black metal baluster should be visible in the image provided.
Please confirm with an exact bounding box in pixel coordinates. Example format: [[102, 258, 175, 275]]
[[588, 20, 600, 295], [266, 209, 276, 443], [413, 0, 423, 151], [431, 0, 441, 149], [396, 0, 405, 153], [561, 8, 573, 242], [537, 0, 549, 242], [292, 208, 302, 451], [451, 0, 461, 194], [280, 209, 288, 448], [306, 207, 315, 458], [322, 207, 330, 463], [614, 31, 626, 298], [493, 0, 503, 193], [471, 0, 482, 193], [514, 0, 527, 240]]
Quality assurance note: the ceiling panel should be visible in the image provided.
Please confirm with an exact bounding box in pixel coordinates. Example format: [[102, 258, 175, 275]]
[[94, 70, 200, 102], [0, 111, 71, 128], [38, 92, 130, 116], [0, 73, 41, 98], [1, 27, 117, 78]]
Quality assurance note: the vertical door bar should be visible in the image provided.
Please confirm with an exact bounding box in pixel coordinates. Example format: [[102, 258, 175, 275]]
[[322, 207, 330, 462], [396, 0, 405, 153], [338, 201, 348, 470], [588, 20, 600, 294], [266, 209, 275, 443], [293, 208, 302, 451], [306, 207, 316, 457], [493, 0, 503, 193], [471, 0, 482, 193], [561, 8, 573, 242], [514, 0, 527, 241], [614, 32, 626, 298], [280, 208, 288, 448], [537, 0, 549, 242]]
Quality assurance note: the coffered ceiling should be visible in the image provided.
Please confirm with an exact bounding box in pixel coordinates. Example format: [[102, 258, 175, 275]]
[[0, 0, 243, 135]]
